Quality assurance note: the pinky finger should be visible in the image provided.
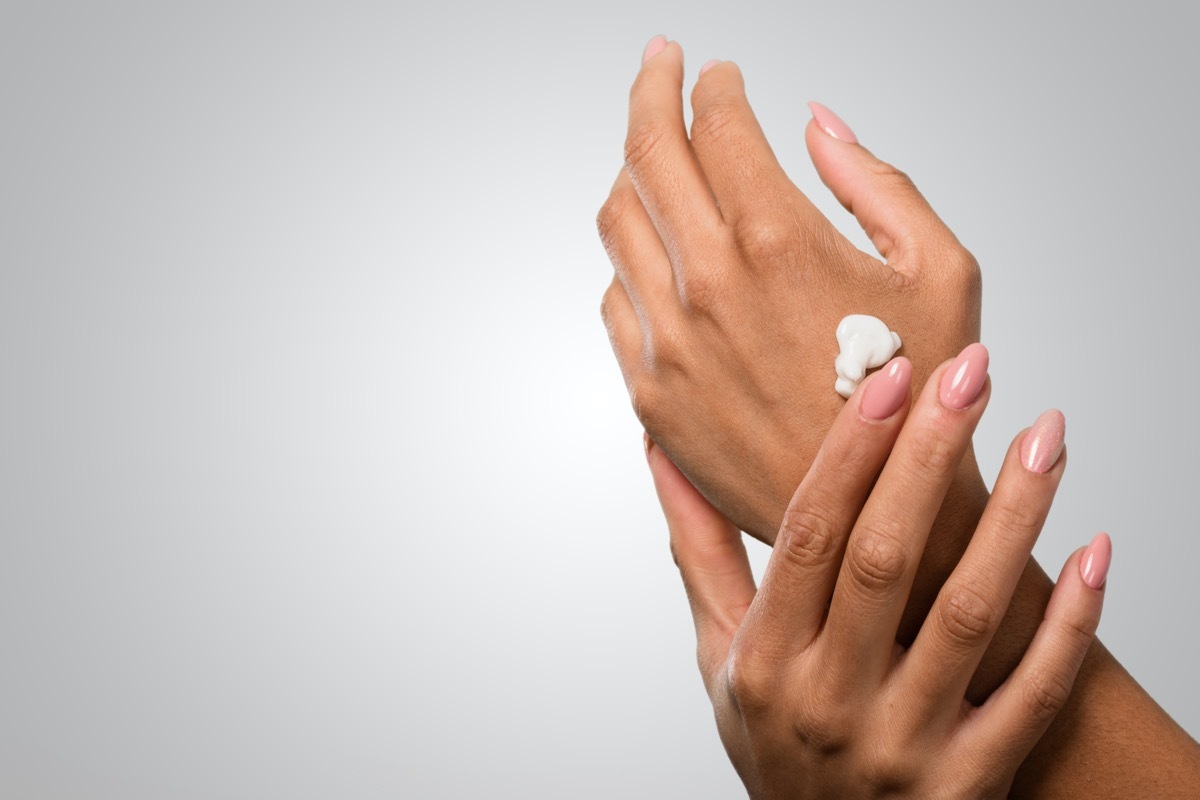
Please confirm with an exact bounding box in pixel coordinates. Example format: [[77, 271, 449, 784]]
[[960, 533, 1111, 767]]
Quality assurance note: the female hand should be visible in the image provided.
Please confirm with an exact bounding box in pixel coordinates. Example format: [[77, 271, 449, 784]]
[[644, 349, 1110, 798], [600, 37, 983, 541]]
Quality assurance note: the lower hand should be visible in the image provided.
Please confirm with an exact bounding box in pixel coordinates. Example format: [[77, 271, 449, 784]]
[[645, 352, 1109, 798]]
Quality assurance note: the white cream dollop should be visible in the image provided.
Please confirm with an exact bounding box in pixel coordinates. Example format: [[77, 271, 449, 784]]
[[835, 314, 902, 399]]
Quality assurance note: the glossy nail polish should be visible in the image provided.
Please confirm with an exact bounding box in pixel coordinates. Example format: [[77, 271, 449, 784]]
[[939, 343, 989, 410], [859, 357, 912, 420], [1021, 409, 1066, 474], [1080, 532, 1112, 590], [642, 34, 668, 65], [700, 59, 721, 76], [808, 101, 858, 144]]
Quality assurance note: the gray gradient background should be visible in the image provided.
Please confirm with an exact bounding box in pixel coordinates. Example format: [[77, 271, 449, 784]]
[[1, 1, 1195, 797]]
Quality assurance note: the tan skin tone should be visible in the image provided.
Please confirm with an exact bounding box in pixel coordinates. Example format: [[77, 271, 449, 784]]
[[647, 359, 1106, 798], [599, 41, 1200, 796]]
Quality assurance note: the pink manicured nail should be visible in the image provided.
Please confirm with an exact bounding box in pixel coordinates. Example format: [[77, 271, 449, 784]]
[[859, 357, 912, 420], [700, 59, 721, 76], [1080, 532, 1112, 590], [808, 101, 858, 144], [939, 343, 989, 410], [642, 35, 668, 65], [1021, 409, 1066, 474]]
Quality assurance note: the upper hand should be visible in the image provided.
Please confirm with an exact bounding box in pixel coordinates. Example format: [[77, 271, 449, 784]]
[[599, 38, 983, 539]]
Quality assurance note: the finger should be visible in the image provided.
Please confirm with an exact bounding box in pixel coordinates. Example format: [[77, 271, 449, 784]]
[[961, 535, 1109, 767], [805, 102, 972, 276], [823, 343, 991, 687], [645, 435, 756, 695], [625, 38, 723, 273], [901, 410, 1068, 719], [600, 278, 643, 374], [689, 61, 821, 230], [740, 357, 913, 661], [596, 167, 676, 312]]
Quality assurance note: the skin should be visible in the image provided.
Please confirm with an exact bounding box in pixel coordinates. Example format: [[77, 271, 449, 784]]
[[646, 358, 1106, 798], [599, 40, 1200, 795]]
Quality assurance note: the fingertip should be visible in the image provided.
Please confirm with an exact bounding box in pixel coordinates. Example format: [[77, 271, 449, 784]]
[[909, 345, 991, 423], [1080, 532, 1112, 590], [808, 101, 859, 144], [689, 58, 744, 106], [1019, 408, 1067, 475], [857, 356, 912, 421], [641, 34, 668, 65], [938, 342, 990, 411]]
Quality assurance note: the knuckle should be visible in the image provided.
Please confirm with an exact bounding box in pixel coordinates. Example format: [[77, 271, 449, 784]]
[[677, 270, 725, 317], [595, 192, 636, 252], [915, 240, 982, 294], [824, 430, 885, 477], [644, 317, 685, 370], [598, 282, 620, 325], [733, 217, 801, 267], [594, 200, 620, 248], [725, 642, 774, 714], [1054, 609, 1098, 653], [985, 493, 1042, 542], [945, 246, 983, 295], [667, 537, 683, 570], [846, 526, 909, 592], [954, 246, 982, 281], [908, 424, 963, 476], [690, 99, 740, 144], [862, 744, 915, 793], [777, 507, 840, 571], [627, 374, 665, 430], [868, 159, 917, 191], [1022, 667, 1073, 720], [792, 684, 854, 755], [624, 119, 670, 174], [936, 584, 998, 648]]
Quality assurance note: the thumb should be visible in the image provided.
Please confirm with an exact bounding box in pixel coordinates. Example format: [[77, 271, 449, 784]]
[[644, 435, 756, 690], [805, 101, 964, 274]]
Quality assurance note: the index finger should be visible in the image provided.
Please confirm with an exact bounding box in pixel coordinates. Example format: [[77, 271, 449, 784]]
[[740, 357, 913, 661]]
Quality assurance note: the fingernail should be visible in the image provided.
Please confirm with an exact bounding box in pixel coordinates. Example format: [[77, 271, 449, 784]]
[[1080, 532, 1112, 590], [808, 101, 858, 144], [700, 58, 721, 76], [939, 343, 989, 410], [1021, 409, 1066, 474], [643, 430, 654, 458], [859, 357, 911, 420], [642, 34, 668, 65]]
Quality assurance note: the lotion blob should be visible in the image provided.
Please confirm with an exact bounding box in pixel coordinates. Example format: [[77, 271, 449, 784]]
[[835, 315, 902, 399]]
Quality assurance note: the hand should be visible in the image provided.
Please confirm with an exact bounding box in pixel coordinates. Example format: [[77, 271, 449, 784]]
[[645, 353, 1109, 799], [598, 38, 983, 540]]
